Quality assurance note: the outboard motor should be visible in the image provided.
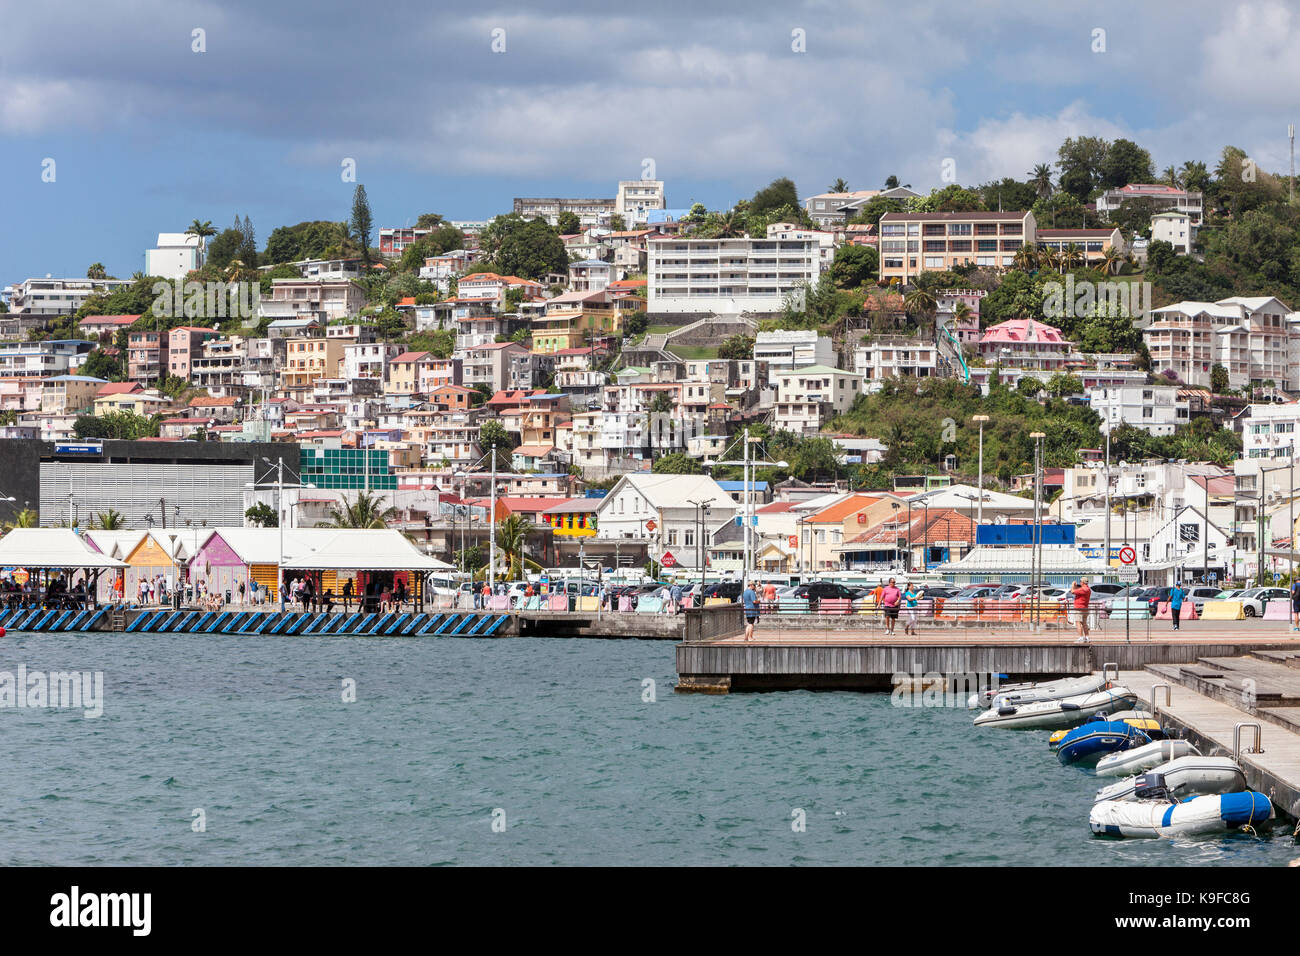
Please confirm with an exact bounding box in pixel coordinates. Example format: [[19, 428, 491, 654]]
[[1133, 772, 1171, 801]]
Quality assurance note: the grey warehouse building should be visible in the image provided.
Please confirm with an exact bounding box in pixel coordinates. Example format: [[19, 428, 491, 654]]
[[0, 439, 298, 530]]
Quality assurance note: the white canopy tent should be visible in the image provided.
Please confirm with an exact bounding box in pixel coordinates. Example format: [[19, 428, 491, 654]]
[[0, 529, 127, 569], [279, 530, 454, 571]]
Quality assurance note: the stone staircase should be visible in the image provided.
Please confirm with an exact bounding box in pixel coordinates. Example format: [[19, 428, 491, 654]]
[[1145, 649, 1300, 735]]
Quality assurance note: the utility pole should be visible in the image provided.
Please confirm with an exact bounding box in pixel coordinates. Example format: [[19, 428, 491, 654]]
[[1030, 432, 1045, 629], [277, 457, 284, 608], [973, 415, 989, 528], [1103, 429, 1111, 574], [488, 448, 497, 585]]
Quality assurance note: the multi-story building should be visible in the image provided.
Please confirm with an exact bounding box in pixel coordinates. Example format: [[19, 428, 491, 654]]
[[531, 289, 639, 353], [40, 375, 105, 416], [166, 326, 218, 380], [377, 227, 431, 257], [978, 318, 1074, 371], [594, 474, 738, 568], [461, 341, 528, 393], [753, 330, 833, 384], [9, 277, 131, 315], [568, 259, 614, 292], [127, 330, 163, 382], [615, 180, 666, 225], [343, 342, 401, 383], [144, 232, 204, 279], [281, 337, 345, 398], [772, 365, 864, 434], [1088, 384, 1189, 436], [78, 314, 141, 340], [0, 340, 96, 379], [1096, 184, 1204, 225], [647, 236, 825, 314], [386, 351, 460, 399], [268, 278, 366, 321], [854, 336, 939, 388], [512, 197, 616, 228], [1238, 402, 1300, 460], [878, 211, 1034, 284], [1145, 296, 1294, 390], [293, 257, 365, 281], [1035, 227, 1125, 266], [802, 190, 881, 229], [1150, 212, 1196, 254]]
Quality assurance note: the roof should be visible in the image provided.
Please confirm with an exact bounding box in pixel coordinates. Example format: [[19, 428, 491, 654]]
[[189, 395, 239, 407], [495, 496, 567, 513], [96, 382, 144, 396], [936, 545, 1106, 575], [600, 473, 738, 512], [391, 351, 432, 363], [512, 444, 556, 457], [980, 318, 1068, 345], [0, 528, 127, 569], [278, 530, 453, 571], [716, 481, 771, 492], [807, 493, 881, 523], [1036, 228, 1118, 238], [80, 314, 140, 325], [879, 211, 1029, 222], [541, 498, 597, 514]]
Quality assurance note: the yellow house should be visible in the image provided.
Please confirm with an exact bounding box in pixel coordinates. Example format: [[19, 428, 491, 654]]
[[122, 532, 182, 599], [541, 499, 598, 537], [531, 289, 644, 353], [92, 388, 170, 417], [281, 336, 344, 397]]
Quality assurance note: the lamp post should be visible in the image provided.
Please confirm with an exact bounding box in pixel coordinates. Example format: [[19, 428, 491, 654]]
[[1029, 432, 1046, 629], [687, 498, 714, 589], [704, 430, 787, 583], [972, 414, 989, 527]]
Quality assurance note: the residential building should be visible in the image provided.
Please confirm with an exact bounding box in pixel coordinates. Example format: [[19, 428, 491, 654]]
[[646, 236, 826, 314], [531, 289, 639, 353], [878, 211, 1035, 283], [40, 375, 105, 416], [1144, 296, 1294, 390], [1096, 184, 1204, 225], [9, 277, 131, 315], [594, 473, 738, 568], [802, 190, 881, 229], [268, 278, 366, 321], [78, 314, 141, 339], [144, 232, 204, 279], [1088, 384, 1189, 436], [126, 330, 163, 381], [615, 180, 666, 225], [1150, 212, 1196, 254], [1239, 402, 1300, 459], [772, 365, 864, 434], [568, 259, 614, 292], [1035, 227, 1125, 266], [461, 341, 528, 392], [343, 342, 401, 383], [0, 340, 96, 379], [753, 330, 833, 383], [377, 227, 431, 257], [978, 318, 1074, 371], [281, 337, 345, 398], [854, 335, 939, 388], [166, 326, 218, 380], [512, 197, 616, 228]]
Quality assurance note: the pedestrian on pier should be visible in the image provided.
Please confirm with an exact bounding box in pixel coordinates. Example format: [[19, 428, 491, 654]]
[[1168, 583, 1185, 630], [1070, 579, 1092, 643], [880, 578, 902, 635], [1290, 579, 1300, 632], [902, 582, 920, 636], [742, 580, 759, 641], [342, 578, 353, 613]]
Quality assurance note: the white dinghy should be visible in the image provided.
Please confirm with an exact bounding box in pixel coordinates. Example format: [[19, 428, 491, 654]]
[[1090, 789, 1271, 838], [1094, 755, 1245, 803], [1095, 739, 1198, 777], [968, 666, 1116, 710], [973, 685, 1139, 731]]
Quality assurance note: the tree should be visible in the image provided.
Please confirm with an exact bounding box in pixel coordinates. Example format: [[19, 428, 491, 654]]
[[884, 175, 900, 189], [911, 184, 985, 213], [479, 419, 514, 461], [718, 334, 755, 361], [750, 177, 800, 215], [555, 211, 581, 235], [1056, 136, 1109, 198], [80, 349, 123, 382], [206, 228, 244, 269], [1099, 138, 1155, 189], [622, 311, 648, 337], [1043, 373, 1083, 398], [830, 244, 878, 289], [320, 489, 396, 529], [1016, 377, 1044, 397], [494, 513, 529, 580], [480, 214, 569, 280], [829, 177, 850, 193], [245, 502, 278, 527], [904, 287, 938, 330], [1108, 197, 1160, 237], [238, 215, 258, 267], [86, 263, 107, 280], [648, 391, 675, 414], [186, 219, 216, 258], [1028, 163, 1054, 200], [351, 184, 373, 265], [651, 452, 702, 474], [1210, 363, 1231, 394], [2, 508, 39, 533], [94, 509, 125, 530]]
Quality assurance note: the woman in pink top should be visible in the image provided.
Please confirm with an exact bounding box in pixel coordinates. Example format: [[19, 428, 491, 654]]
[[879, 577, 902, 635]]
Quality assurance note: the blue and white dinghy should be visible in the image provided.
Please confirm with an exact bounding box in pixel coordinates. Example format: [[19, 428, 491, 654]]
[[1095, 739, 1198, 777], [1057, 720, 1150, 766], [1093, 756, 1245, 803], [1090, 781, 1271, 838]]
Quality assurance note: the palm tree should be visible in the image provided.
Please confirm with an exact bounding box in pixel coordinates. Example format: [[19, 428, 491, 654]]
[[494, 513, 529, 580], [1037, 246, 1061, 274], [1161, 166, 1181, 188], [186, 219, 216, 259], [1099, 245, 1123, 276], [86, 263, 107, 280], [2, 508, 39, 534], [904, 287, 938, 334], [1012, 243, 1039, 272], [95, 508, 124, 530], [1060, 243, 1085, 272], [829, 177, 850, 193], [319, 490, 397, 529], [1028, 163, 1054, 200], [715, 210, 745, 238]]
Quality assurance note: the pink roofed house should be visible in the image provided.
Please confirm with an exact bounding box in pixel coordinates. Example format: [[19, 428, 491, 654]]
[[978, 318, 1074, 371]]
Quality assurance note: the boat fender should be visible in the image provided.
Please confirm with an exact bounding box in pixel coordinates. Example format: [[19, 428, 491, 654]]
[[1060, 702, 1081, 711], [997, 706, 1017, 716]]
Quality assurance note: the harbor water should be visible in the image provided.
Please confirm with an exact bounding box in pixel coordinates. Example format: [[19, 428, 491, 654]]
[[2, 630, 1295, 866]]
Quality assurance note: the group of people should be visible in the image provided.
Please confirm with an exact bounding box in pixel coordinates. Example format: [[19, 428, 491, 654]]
[[868, 578, 924, 637]]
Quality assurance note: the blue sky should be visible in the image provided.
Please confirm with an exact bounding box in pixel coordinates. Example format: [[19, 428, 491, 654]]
[[3, 0, 1298, 283]]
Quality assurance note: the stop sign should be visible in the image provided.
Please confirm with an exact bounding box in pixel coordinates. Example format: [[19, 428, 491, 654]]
[[660, 552, 677, 568]]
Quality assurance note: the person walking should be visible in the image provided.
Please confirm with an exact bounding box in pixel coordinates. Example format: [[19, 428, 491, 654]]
[[902, 582, 921, 636], [1070, 579, 1092, 643], [742, 580, 759, 641], [1169, 582, 1185, 631], [342, 577, 353, 613], [880, 577, 902, 635], [1290, 577, 1300, 632], [762, 580, 777, 613]]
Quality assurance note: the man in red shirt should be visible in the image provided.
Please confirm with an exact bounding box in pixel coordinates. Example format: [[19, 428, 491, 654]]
[[1070, 579, 1091, 643]]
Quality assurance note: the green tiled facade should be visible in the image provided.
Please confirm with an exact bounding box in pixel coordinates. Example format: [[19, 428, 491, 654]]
[[300, 447, 397, 490]]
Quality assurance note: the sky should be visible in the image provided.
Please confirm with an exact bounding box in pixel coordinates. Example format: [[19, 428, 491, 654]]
[[3, 0, 1299, 283]]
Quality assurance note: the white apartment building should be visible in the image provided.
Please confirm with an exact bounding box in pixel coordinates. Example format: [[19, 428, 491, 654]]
[[144, 233, 204, 280], [1096, 184, 1204, 225], [772, 365, 864, 434], [1144, 296, 1294, 390], [753, 330, 833, 384], [295, 258, 365, 281], [1088, 384, 1189, 436], [10, 277, 131, 315], [418, 250, 478, 293], [343, 342, 401, 383], [878, 211, 1034, 284], [594, 474, 738, 567], [1239, 402, 1300, 459], [615, 180, 665, 225], [0, 340, 94, 378], [853, 336, 938, 389], [512, 197, 616, 228], [765, 223, 836, 270], [1150, 212, 1196, 254], [646, 236, 826, 314]]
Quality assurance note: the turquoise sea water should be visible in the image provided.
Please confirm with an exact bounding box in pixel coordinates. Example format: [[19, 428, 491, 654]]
[[1, 630, 1296, 866]]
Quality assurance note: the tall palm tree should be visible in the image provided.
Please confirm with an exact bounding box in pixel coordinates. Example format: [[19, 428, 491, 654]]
[[829, 177, 850, 193], [1099, 245, 1123, 276], [95, 508, 124, 530], [1028, 163, 1054, 200], [715, 210, 745, 238], [319, 490, 396, 529], [86, 263, 107, 280], [494, 513, 529, 581], [1161, 165, 1181, 188], [904, 287, 938, 334], [1060, 243, 1085, 273], [186, 219, 216, 259], [1037, 246, 1061, 273]]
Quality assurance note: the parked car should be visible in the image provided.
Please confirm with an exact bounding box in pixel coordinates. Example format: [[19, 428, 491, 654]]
[[700, 581, 743, 603], [1088, 582, 1125, 598], [1101, 585, 1151, 613], [1239, 587, 1290, 617], [1186, 586, 1227, 615], [792, 582, 856, 608]]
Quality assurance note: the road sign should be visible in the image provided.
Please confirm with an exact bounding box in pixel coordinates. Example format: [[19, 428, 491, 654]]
[[645, 520, 656, 532], [788, 535, 797, 547], [660, 552, 677, 568], [1119, 546, 1136, 565], [1118, 567, 1139, 583]]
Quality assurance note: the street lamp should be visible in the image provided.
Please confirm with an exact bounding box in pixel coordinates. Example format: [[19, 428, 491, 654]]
[[971, 415, 989, 527], [704, 428, 787, 582], [1029, 432, 1046, 628], [687, 497, 714, 589]]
